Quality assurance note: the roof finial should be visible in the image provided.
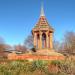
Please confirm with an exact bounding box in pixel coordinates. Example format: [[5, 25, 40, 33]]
[[40, 2, 45, 16]]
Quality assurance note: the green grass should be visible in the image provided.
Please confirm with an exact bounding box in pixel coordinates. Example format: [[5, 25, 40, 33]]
[[0, 58, 75, 75]]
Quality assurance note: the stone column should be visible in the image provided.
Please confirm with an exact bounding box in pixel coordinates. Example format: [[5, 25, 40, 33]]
[[39, 32, 42, 49], [46, 32, 49, 48], [49, 33, 53, 49], [33, 33, 37, 48]]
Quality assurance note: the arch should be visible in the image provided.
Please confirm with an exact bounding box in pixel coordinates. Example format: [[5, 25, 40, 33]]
[[42, 33, 46, 48]]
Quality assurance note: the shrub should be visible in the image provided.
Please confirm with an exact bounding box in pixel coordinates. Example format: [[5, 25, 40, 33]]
[[0, 58, 75, 75]]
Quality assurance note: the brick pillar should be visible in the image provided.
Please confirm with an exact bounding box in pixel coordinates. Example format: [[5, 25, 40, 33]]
[[49, 33, 53, 49], [39, 32, 42, 49], [33, 33, 37, 48], [46, 32, 49, 48], [37, 36, 40, 49]]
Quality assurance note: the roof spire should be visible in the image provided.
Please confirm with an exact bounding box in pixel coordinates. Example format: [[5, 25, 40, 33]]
[[40, 2, 45, 16]]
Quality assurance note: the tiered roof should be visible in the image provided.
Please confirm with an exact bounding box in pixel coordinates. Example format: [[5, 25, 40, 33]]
[[32, 4, 54, 32]]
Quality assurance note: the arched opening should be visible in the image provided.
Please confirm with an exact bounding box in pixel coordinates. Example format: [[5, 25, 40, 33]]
[[42, 33, 46, 48]]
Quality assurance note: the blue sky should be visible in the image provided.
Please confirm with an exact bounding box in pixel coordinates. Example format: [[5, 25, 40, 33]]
[[0, 0, 75, 46]]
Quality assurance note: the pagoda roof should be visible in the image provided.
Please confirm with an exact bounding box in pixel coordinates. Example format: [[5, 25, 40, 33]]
[[32, 3, 54, 32], [33, 16, 54, 32]]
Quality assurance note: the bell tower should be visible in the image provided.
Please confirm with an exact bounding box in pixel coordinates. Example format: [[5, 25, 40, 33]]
[[32, 4, 54, 50]]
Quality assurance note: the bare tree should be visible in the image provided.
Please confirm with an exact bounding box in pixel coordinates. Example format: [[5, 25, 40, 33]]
[[60, 31, 75, 55], [53, 40, 60, 51], [24, 34, 33, 49], [14, 44, 27, 53], [0, 37, 7, 58], [0, 37, 5, 52]]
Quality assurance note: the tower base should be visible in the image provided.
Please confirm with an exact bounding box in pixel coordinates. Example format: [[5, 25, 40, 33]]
[[8, 49, 65, 60]]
